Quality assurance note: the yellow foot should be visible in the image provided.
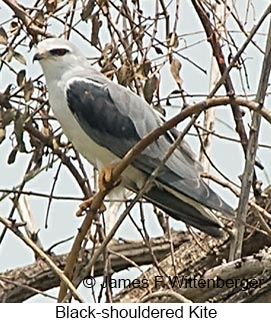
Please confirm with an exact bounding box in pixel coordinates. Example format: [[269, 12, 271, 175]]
[[99, 162, 121, 192], [76, 197, 106, 217], [76, 162, 121, 217]]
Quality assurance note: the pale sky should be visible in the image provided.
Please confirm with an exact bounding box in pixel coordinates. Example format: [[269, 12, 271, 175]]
[[0, 0, 270, 302]]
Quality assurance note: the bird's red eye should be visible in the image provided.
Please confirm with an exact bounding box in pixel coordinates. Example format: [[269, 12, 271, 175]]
[[50, 48, 69, 56]]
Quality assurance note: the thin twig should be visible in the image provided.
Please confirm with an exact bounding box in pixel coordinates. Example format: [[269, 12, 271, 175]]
[[3, 0, 51, 40], [230, 14, 271, 260]]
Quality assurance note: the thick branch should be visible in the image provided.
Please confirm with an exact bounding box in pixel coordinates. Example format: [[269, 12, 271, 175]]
[[0, 232, 187, 302]]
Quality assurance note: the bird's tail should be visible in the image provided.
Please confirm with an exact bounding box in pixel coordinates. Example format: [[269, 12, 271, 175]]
[[144, 185, 227, 238]]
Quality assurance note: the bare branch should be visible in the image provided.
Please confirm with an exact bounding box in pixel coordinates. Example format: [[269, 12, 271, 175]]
[[3, 0, 51, 40], [230, 14, 271, 260], [0, 214, 84, 302], [0, 232, 186, 302]]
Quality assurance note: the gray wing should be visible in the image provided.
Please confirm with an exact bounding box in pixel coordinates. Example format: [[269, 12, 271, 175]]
[[65, 74, 233, 217]]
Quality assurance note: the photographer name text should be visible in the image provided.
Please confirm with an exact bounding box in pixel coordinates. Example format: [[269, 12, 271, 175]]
[[83, 275, 263, 291]]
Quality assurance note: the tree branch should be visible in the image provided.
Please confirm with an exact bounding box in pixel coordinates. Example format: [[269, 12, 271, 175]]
[[0, 214, 84, 302], [230, 14, 271, 260], [0, 231, 187, 302], [114, 185, 271, 302], [3, 0, 51, 40]]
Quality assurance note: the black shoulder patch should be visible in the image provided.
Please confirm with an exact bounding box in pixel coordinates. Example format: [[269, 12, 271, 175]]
[[66, 79, 141, 158]]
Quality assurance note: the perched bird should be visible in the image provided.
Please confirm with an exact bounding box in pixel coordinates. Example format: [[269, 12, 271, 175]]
[[33, 38, 234, 237]]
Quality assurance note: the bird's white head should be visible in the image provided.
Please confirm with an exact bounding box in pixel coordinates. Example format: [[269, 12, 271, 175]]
[[33, 38, 87, 80]]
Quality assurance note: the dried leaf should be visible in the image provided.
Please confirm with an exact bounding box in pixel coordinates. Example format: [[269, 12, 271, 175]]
[[5, 47, 14, 63], [2, 109, 16, 126], [0, 128, 6, 144], [23, 80, 34, 102], [81, 0, 95, 21], [136, 60, 151, 79], [170, 58, 183, 88], [143, 75, 158, 104], [0, 27, 8, 45], [154, 46, 163, 55], [14, 51, 26, 65], [133, 26, 144, 48], [8, 147, 18, 164], [14, 112, 27, 152], [116, 64, 132, 86], [41, 124, 53, 137], [45, 0, 58, 13], [167, 32, 179, 48], [101, 62, 115, 79], [142, 60, 151, 77], [100, 0, 109, 15], [4, 84, 13, 96], [29, 129, 42, 150], [9, 21, 19, 35], [102, 43, 113, 59], [0, 92, 12, 109], [35, 10, 45, 28], [17, 69, 26, 87], [91, 14, 101, 46]]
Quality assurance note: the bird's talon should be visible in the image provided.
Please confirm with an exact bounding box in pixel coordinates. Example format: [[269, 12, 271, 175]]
[[76, 197, 106, 217], [99, 162, 121, 191]]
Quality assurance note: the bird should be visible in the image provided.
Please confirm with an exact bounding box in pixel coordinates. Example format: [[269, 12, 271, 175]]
[[33, 38, 234, 238]]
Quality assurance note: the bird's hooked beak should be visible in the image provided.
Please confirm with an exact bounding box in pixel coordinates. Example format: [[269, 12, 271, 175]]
[[33, 50, 49, 63]]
